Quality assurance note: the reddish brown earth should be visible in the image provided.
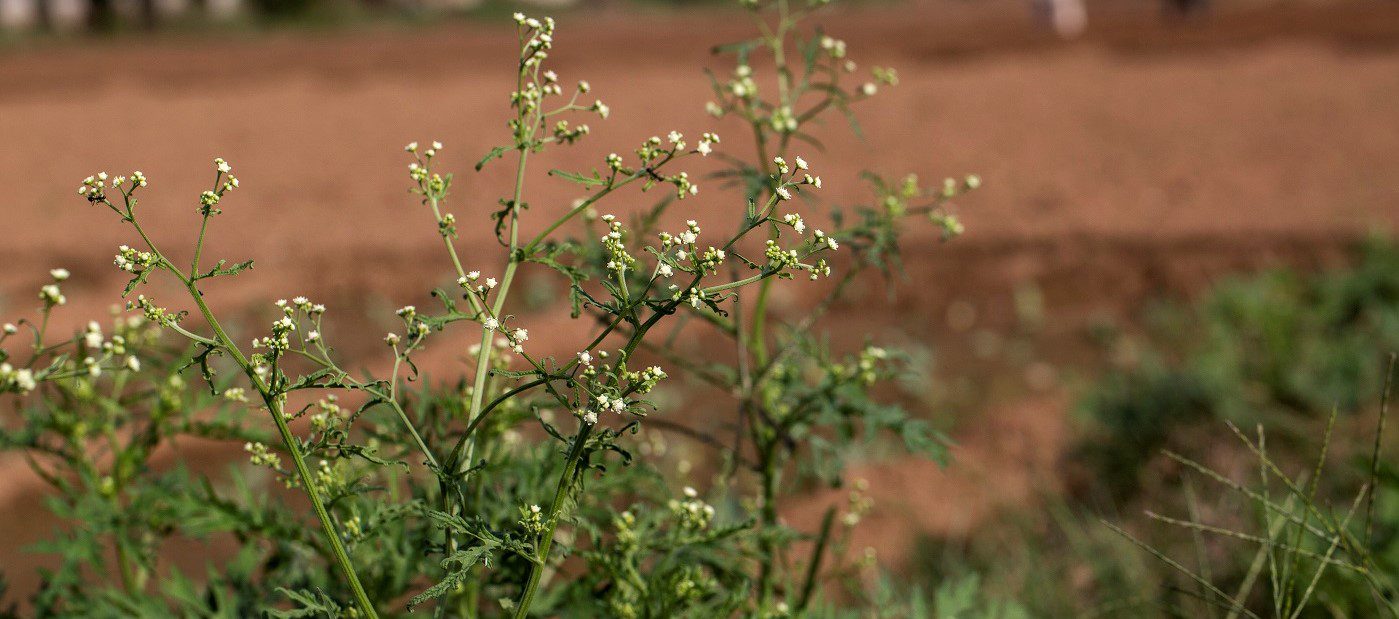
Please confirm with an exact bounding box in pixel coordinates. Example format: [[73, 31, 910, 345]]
[[1, 0, 1398, 603]]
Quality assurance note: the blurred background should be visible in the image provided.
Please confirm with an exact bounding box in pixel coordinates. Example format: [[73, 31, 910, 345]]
[[2, 0, 1399, 613]]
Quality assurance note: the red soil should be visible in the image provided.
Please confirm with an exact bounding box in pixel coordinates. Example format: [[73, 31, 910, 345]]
[[1, 0, 1398, 604]]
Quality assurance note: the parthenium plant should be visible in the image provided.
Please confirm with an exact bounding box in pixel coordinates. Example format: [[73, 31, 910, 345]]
[[0, 2, 976, 616]]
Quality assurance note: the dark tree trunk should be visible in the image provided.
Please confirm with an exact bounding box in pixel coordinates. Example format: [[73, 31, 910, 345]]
[[34, 0, 54, 30], [137, 0, 157, 29], [88, 0, 116, 31]]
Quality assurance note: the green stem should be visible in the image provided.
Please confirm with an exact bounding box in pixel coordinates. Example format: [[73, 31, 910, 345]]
[[130, 197, 377, 616], [756, 440, 782, 607], [513, 423, 592, 618], [749, 278, 773, 366], [182, 280, 378, 617], [461, 143, 530, 474], [703, 270, 774, 295], [796, 506, 836, 612], [190, 213, 211, 275]]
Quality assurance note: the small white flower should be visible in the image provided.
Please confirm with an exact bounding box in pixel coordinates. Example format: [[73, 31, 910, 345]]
[[307, 330, 321, 342], [124, 356, 141, 372], [485, 277, 498, 289], [83, 322, 103, 349], [658, 263, 674, 277], [795, 156, 809, 170], [697, 141, 712, 156], [39, 284, 65, 306], [2, 323, 16, 335], [13, 369, 36, 392], [577, 351, 592, 365], [385, 332, 401, 346], [50, 268, 70, 281], [513, 328, 529, 342], [775, 187, 793, 201], [483, 317, 500, 332]]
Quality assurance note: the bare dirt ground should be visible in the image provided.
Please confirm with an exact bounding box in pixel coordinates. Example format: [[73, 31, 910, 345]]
[[1, 0, 1398, 602]]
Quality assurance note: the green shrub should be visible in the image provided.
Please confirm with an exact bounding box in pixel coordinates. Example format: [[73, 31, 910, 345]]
[[1080, 236, 1399, 499], [0, 2, 976, 616]]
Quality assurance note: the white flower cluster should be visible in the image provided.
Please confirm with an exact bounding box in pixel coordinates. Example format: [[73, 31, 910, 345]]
[[244, 441, 281, 469], [81, 355, 103, 378], [393, 305, 431, 344], [728, 65, 758, 101], [39, 282, 66, 307], [551, 118, 590, 145], [79, 320, 103, 349], [76, 320, 135, 370], [310, 396, 343, 433], [405, 142, 452, 214], [126, 294, 174, 327], [770, 105, 797, 134], [842, 478, 874, 528], [455, 270, 499, 299], [852, 345, 889, 386], [695, 132, 720, 157], [590, 391, 628, 418], [518, 503, 546, 535], [625, 364, 667, 394], [405, 140, 443, 158], [628, 134, 703, 199], [512, 12, 555, 66], [35, 268, 71, 308], [313, 459, 344, 494], [484, 325, 529, 355], [782, 213, 806, 234], [600, 214, 635, 275], [0, 363, 37, 394], [113, 245, 157, 273], [675, 287, 711, 309], [668, 486, 716, 531], [819, 35, 849, 60], [199, 158, 240, 216], [658, 219, 724, 280], [253, 297, 326, 353], [78, 170, 150, 204]]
